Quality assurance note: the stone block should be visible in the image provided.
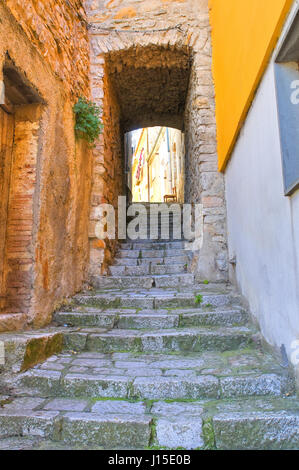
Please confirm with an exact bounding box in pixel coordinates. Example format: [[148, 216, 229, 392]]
[[132, 376, 219, 400], [61, 412, 151, 448], [213, 412, 299, 450]]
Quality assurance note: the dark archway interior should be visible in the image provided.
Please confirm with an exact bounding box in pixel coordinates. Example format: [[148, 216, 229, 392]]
[[98, 44, 192, 260], [106, 45, 191, 132]]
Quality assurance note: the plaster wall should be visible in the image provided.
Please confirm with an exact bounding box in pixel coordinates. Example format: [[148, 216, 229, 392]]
[[225, 55, 299, 364]]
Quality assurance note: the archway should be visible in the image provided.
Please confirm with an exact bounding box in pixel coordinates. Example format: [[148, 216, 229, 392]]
[[86, 1, 228, 283]]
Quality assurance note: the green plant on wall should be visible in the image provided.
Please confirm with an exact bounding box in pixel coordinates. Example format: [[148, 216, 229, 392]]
[[74, 97, 103, 144]]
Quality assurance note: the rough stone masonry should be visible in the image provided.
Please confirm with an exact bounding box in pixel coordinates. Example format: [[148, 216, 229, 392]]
[[86, 0, 228, 283], [0, 0, 227, 332], [0, 0, 91, 331]]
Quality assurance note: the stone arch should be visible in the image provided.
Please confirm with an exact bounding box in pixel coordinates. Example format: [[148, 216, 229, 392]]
[[86, 0, 228, 282], [105, 44, 192, 132]]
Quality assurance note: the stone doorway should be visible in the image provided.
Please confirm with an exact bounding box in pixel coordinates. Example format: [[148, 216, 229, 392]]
[[0, 106, 14, 310], [0, 57, 44, 329]]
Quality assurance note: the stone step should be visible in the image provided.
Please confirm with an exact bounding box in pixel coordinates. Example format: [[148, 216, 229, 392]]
[[0, 397, 151, 449], [63, 326, 256, 354], [125, 215, 184, 222], [15, 349, 294, 401], [114, 258, 139, 266], [120, 241, 186, 250], [61, 411, 151, 449], [92, 275, 154, 289], [208, 398, 299, 450], [118, 249, 188, 259], [0, 329, 63, 374], [19, 371, 291, 402], [54, 308, 248, 329], [151, 264, 187, 275], [109, 264, 187, 276], [1, 396, 298, 449], [125, 237, 187, 242], [74, 290, 232, 310], [114, 255, 189, 266], [0, 407, 61, 442], [149, 397, 299, 450], [92, 273, 195, 289]]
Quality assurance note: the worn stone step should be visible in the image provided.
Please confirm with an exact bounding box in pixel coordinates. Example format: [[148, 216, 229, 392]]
[[133, 236, 186, 242], [0, 329, 63, 374], [120, 241, 186, 250], [15, 349, 294, 401], [0, 397, 151, 449], [109, 264, 187, 276], [61, 412, 151, 448], [54, 307, 248, 329], [118, 249, 188, 259], [115, 255, 189, 266], [178, 308, 248, 327], [206, 396, 299, 450], [91, 273, 195, 289], [74, 290, 232, 310], [17, 369, 292, 402], [63, 326, 256, 354], [109, 265, 151, 276], [92, 275, 154, 289], [1, 396, 299, 450], [149, 397, 299, 450], [128, 217, 184, 223], [151, 264, 187, 275], [153, 274, 195, 288], [114, 258, 138, 266], [0, 408, 61, 441]]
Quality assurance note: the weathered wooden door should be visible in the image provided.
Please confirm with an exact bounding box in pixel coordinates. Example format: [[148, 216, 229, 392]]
[[0, 106, 14, 307]]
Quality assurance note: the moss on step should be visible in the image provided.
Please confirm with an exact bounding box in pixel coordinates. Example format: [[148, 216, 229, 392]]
[[22, 334, 63, 372], [202, 417, 216, 449], [0, 398, 13, 408], [148, 418, 157, 447]]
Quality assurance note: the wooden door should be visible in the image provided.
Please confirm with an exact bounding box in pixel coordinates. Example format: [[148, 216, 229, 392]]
[[0, 106, 14, 304]]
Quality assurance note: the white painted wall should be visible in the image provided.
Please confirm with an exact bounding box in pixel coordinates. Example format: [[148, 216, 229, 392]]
[[225, 19, 299, 365]]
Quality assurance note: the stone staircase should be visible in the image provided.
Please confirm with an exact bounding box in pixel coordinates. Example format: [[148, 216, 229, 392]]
[[0, 236, 299, 450], [99, 240, 194, 289], [91, 205, 195, 290]]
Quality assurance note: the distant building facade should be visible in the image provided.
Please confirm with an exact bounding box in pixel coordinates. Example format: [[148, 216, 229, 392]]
[[130, 127, 184, 203]]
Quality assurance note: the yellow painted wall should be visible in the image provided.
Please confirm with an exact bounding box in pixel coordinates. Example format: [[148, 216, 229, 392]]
[[209, 0, 293, 171]]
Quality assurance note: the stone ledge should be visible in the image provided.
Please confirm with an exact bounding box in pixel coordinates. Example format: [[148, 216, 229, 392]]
[[0, 329, 63, 373], [0, 314, 27, 333]]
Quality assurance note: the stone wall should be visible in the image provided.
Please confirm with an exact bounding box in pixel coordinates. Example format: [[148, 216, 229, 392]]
[[0, 0, 229, 335], [225, 57, 299, 369], [0, 0, 91, 331], [89, 60, 125, 276], [4, 0, 89, 97], [184, 8, 228, 282], [85, 0, 228, 281]]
